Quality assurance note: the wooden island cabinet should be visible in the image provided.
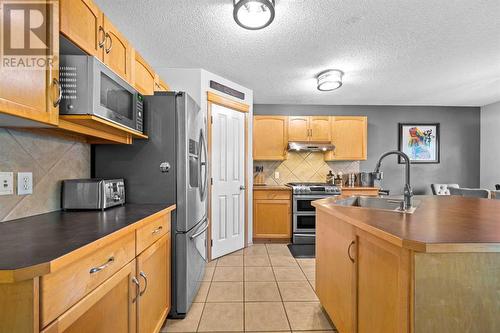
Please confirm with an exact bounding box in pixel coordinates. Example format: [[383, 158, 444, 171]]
[[0, 205, 175, 333], [313, 196, 500, 333]]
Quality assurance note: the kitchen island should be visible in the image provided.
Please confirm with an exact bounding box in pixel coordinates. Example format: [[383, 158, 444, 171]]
[[312, 195, 500, 333]]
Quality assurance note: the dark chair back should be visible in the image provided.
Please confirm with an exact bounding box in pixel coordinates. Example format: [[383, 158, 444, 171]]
[[495, 184, 500, 191]]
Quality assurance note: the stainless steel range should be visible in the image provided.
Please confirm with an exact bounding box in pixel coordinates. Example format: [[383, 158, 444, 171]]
[[287, 182, 341, 244]]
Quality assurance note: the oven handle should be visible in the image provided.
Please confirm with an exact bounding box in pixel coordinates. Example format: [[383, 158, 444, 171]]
[[293, 195, 336, 200]]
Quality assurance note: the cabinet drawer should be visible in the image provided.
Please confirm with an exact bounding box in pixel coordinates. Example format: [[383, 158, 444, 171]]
[[254, 190, 291, 200], [136, 213, 170, 254], [40, 232, 135, 328]]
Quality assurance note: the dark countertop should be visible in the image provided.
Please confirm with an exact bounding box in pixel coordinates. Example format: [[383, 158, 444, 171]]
[[313, 196, 500, 252], [0, 204, 173, 272]]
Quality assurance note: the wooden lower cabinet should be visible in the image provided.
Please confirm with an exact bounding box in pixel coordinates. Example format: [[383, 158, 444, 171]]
[[42, 261, 137, 333], [316, 210, 410, 333], [316, 209, 356, 333], [253, 189, 291, 241], [136, 235, 171, 333]]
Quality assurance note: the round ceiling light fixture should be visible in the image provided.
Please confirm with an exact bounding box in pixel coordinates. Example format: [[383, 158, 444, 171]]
[[317, 69, 344, 91], [233, 0, 275, 30]]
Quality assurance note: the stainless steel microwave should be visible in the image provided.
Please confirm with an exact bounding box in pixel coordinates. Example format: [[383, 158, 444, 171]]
[[59, 55, 144, 133]]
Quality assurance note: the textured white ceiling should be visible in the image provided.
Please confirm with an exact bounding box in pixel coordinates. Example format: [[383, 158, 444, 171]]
[[95, 0, 500, 106]]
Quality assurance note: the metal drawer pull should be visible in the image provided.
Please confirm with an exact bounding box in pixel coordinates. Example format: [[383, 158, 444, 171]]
[[89, 257, 115, 274], [98, 26, 105, 47], [347, 241, 355, 263], [132, 277, 140, 303], [53, 78, 62, 107], [152, 226, 163, 235], [104, 32, 112, 53], [139, 271, 148, 296]]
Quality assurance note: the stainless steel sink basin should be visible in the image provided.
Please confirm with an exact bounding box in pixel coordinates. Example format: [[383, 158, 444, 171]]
[[333, 196, 419, 214]]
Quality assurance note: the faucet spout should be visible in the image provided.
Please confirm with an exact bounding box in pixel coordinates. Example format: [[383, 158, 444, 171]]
[[374, 150, 413, 210]]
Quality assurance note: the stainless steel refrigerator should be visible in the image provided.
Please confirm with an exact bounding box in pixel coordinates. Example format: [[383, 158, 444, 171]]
[[93, 91, 208, 318]]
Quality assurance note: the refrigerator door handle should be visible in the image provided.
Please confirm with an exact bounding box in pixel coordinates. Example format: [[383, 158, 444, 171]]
[[190, 218, 209, 240], [199, 129, 208, 200]]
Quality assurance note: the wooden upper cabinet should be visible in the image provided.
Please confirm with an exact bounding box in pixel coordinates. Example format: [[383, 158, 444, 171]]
[[0, 2, 59, 126], [288, 116, 331, 142], [60, 0, 104, 58], [310, 116, 331, 142], [132, 51, 156, 95], [288, 116, 309, 141], [102, 17, 132, 82], [253, 116, 288, 160], [325, 116, 367, 161], [136, 235, 170, 333], [154, 75, 170, 92]]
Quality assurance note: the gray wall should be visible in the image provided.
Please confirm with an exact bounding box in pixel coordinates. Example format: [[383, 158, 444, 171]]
[[480, 101, 500, 189], [254, 105, 480, 195]]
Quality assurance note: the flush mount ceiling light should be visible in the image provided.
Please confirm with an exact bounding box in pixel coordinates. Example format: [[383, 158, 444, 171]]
[[317, 69, 344, 91], [233, 0, 275, 30]]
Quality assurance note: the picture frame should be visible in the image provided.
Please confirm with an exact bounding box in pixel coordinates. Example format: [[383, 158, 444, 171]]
[[398, 123, 440, 164]]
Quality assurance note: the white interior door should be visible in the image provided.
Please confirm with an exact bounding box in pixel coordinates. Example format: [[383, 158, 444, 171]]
[[211, 103, 245, 259]]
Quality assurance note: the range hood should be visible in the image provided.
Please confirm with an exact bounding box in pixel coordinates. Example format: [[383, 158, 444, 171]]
[[287, 142, 335, 152]]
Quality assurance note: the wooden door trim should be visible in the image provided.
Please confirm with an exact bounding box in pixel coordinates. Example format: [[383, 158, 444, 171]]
[[207, 92, 250, 261], [207, 92, 249, 113]]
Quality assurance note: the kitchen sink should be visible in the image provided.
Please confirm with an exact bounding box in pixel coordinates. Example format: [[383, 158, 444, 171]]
[[332, 196, 419, 214]]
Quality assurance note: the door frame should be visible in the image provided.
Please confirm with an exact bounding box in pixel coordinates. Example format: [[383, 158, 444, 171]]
[[207, 91, 250, 261]]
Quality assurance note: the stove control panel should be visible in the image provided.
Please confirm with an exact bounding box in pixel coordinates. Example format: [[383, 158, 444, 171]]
[[291, 185, 340, 195]]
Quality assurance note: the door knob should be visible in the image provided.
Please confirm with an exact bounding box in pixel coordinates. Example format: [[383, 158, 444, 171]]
[[240, 185, 246, 190], [160, 162, 171, 173]]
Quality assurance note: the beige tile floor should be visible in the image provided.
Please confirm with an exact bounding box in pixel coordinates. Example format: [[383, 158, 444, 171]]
[[162, 243, 337, 333]]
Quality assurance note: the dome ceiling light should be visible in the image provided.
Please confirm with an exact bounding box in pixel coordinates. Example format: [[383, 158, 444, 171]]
[[317, 69, 344, 91], [233, 0, 275, 30]]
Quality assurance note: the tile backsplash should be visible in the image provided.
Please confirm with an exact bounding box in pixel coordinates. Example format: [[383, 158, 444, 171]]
[[0, 128, 90, 222], [254, 152, 360, 185]]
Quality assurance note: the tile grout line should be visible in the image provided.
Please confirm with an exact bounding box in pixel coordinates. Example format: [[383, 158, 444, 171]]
[[196, 265, 213, 333], [268, 244, 293, 332]]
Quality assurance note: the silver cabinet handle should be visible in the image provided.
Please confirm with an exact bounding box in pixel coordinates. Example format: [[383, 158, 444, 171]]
[[347, 241, 355, 263], [104, 32, 112, 53], [132, 277, 140, 303], [139, 271, 148, 296], [151, 226, 163, 235], [89, 257, 115, 274], [98, 26, 105, 48], [52, 78, 62, 107]]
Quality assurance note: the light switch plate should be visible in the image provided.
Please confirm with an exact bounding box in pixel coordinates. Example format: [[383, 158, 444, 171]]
[[274, 171, 280, 179], [0, 172, 14, 195], [17, 172, 33, 195]]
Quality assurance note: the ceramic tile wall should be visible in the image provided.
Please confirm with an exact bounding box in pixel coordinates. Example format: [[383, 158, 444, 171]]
[[254, 152, 360, 185], [0, 128, 90, 222]]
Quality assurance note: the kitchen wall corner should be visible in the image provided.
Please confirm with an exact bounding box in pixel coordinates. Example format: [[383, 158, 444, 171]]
[[0, 128, 90, 222]]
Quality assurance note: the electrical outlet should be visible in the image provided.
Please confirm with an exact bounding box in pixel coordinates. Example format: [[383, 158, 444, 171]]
[[17, 172, 33, 195], [274, 171, 280, 179], [0, 172, 14, 195]]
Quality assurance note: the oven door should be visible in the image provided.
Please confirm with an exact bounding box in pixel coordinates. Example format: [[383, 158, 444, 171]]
[[293, 213, 316, 233], [93, 59, 138, 131], [293, 195, 327, 213]]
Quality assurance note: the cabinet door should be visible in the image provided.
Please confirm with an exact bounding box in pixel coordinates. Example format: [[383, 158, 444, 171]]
[[0, 3, 59, 126], [316, 209, 356, 333], [288, 116, 309, 141], [310, 116, 331, 142], [356, 230, 410, 333], [325, 116, 367, 161], [253, 199, 291, 240], [60, 0, 104, 58], [132, 51, 156, 95], [136, 234, 170, 333], [103, 17, 132, 82], [42, 261, 137, 333], [253, 116, 288, 160], [154, 75, 170, 92]]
